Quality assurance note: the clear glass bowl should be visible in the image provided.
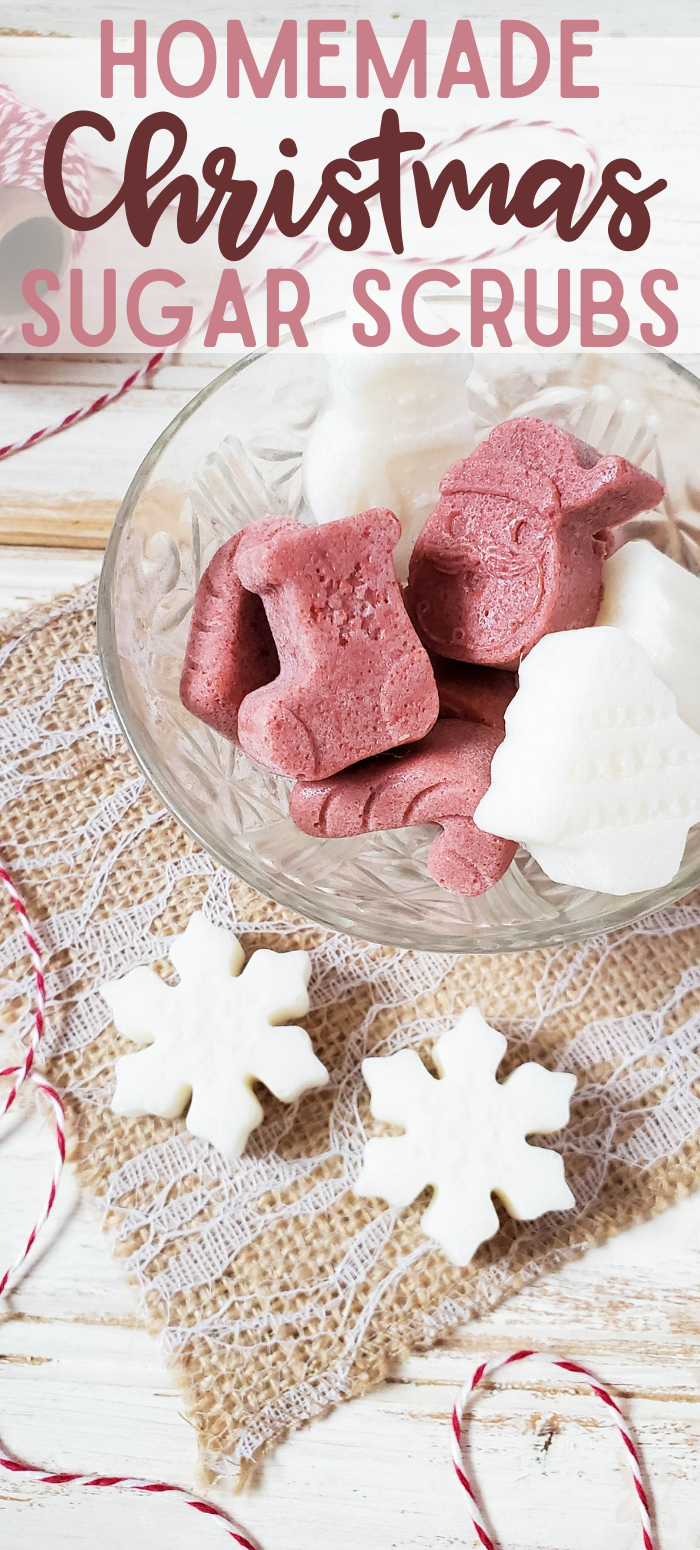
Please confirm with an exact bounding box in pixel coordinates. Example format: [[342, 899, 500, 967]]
[[97, 319, 700, 951]]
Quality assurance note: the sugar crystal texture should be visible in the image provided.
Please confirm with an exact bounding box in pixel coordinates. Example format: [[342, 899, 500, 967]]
[[235, 509, 439, 780]]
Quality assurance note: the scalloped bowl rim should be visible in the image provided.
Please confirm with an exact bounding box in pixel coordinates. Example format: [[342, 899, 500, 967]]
[[97, 339, 700, 951]]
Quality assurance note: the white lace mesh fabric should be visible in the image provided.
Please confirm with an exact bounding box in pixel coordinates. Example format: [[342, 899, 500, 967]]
[[2, 582, 700, 1475]]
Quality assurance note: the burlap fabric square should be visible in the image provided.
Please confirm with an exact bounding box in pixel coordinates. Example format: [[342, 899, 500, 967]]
[[2, 582, 700, 1481]]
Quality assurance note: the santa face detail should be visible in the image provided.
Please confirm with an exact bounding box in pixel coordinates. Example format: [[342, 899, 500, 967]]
[[406, 418, 664, 669]]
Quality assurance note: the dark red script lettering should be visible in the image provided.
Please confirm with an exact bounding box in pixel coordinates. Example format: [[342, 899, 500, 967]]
[[43, 109, 667, 261]]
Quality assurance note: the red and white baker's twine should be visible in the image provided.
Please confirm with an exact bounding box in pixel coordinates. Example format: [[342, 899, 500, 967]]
[[0, 83, 90, 239], [0, 350, 174, 460], [0, 80, 599, 464], [0, 81, 89, 363], [0, 1453, 259, 1548], [0, 1346, 658, 1549], [0, 872, 657, 1545], [0, 81, 177, 457], [0, 864, 259, 1546], [451, 1349, 656, 1550], [0, 865, 66, 1298]]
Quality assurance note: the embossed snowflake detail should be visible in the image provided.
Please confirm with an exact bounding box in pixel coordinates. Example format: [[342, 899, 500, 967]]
[[355, 1008, 576, 1265], [101, 911, 328, 1161]]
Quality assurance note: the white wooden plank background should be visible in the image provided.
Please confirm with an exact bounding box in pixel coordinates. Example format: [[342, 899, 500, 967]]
[[6, 1, 700, 38], [2, 354, 700, 1549]]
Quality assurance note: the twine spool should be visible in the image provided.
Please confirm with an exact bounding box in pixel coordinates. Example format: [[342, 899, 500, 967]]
[[0, 96, 598, 458], [0, 83, 90, 323]]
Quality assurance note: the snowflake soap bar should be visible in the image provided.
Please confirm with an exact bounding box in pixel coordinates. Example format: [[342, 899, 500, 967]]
[[101, 912, 329, 1161], [355, 1008, 575, 1267], [302, 353, 475, 581], [474, 627, 700, 895], [596, 539, 700, 735]]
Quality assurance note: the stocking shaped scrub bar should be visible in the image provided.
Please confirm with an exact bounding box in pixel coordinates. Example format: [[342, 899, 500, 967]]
[[407, 418, 664, 668], [290, 719, 517, 895], [235, 510, 438, 780], [180, 533, 279, 744]]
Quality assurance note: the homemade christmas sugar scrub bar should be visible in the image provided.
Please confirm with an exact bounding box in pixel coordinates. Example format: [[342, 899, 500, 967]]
[[405, 417, 664, 667], [102, 914, 576, 1268], [290, 719, 517, 896], [180, 532, 279, 744], [233, 508, 438, 779], [180, 408, 700, 902], [302, 352, 475, 583], [474, 628, 700, 896]]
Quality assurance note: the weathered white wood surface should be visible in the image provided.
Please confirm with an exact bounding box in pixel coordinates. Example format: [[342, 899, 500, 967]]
[[0, 357, 228, 543], [6, 1, 700, 38], [3, 1096, 700, 1550], [2, 352, 700, 1550]]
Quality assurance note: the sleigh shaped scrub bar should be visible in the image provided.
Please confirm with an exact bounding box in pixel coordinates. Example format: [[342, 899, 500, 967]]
[[234, 510, 439, 780], [290, 719, 517, 896], [407, 418, 665, 668], [179, 532, 279, 745]]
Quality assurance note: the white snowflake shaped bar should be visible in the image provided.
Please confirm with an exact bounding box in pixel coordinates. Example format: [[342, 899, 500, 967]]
[[101, 912, 329, 1161], [355, 1008, 576, 1266]]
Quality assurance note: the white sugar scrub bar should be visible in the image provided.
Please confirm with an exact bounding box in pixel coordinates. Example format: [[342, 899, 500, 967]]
[[355, 1007, 575, 1267], [596, 539, 700, 735], [102, 912, 328, 1161], [473, 626, 700, 896], [302, 353, 475, 581]]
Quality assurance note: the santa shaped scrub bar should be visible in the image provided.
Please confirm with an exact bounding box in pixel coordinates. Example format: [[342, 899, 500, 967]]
[[406, 418, 664, 668]]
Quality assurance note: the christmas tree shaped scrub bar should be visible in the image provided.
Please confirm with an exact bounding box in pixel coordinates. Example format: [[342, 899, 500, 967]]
[[474, 627, 700, 895], [406, 418, 664, 668], [596, 539, 700, 736], [234, 509, 438, 780]]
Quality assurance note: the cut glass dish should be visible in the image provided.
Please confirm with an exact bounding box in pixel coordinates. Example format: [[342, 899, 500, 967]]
[[98, 313, 700, 950]]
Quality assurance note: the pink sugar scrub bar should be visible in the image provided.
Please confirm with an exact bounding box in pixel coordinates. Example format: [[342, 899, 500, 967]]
[[234, 509, 439, 780], [407, 417, 664, 668], [289, 719, 517, 896], [179, 533, 279, 744], [432, 657, 516, 732]]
